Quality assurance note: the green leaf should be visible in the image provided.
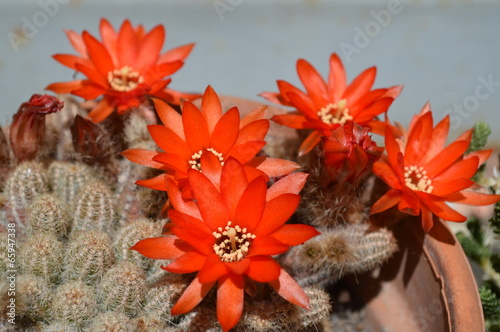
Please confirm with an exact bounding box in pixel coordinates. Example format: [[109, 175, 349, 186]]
[[466, 218, 484, 245], [481, 285, 500, 319], [489, 202, 500, 235], [456, 231, 489, 262], [467, 121, 491, 154], [492, 254, 500, 274]]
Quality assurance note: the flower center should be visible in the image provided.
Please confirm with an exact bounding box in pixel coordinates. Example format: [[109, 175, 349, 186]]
[[404, 165, 434, 193], [188, 148, 225, 171], [317, 100, 353, 125], [107, 66, 144, 92], [213, 221, 256, 262]]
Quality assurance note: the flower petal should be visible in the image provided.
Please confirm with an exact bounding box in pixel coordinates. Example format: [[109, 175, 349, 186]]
[[88, 98, 114, 123], [130, 236, 187, 260], [182, 101, 210, 152], [235, 176, 267, 231], [448, 190, 500, 206], [254, 194, 301, 235], [82, 31, 114, 74], [248, 235, 290, 256], [217, 274, 245, 332], [198, 254, 228, 284], [45, 80, 85, 93], [370, 189, 401, 215], [296, 58, 329, 107], [227, 141, 266, 164], [166, 178, 202, 218], [246, 256, 281, 282], [266, 172, 309, 201], [137, 24, 164, 69], [246, 157, 300, 178], [328, 53, 347, 102], [152, 98, 185, 140], [171, 275, 215, 315], [342, 66, 376, 106], [271, 114, 308, 129], [201, 85, 224, 133], [270, 224, 320, 246], [159, 43, 195, 63], [221, 158, 249, 219], [148, 125, 191, 160], [235, 119, 269, 146], [136, 174, 169, 191], [298, 130, 322, 156], [423, 200, 466, 222], [211, 107, 240, 154], [269, 268, 310, 309], [164, 251, 207, 274], [424, 140, 470, 178]]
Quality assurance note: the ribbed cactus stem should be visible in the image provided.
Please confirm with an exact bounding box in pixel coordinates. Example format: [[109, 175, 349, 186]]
[[26, 193, 69, 238], [97, 261, 147, 317], [283, 223, 397, 287], [48, 161, 95, 203], [50, 280, 98, 327], [70, 180, 116, 237], [16, 274, 52, 321], [4, 161, 49, 234], [87, 311, 135, 332], [18, 233, 63, 283], [113, 218, 162, 269], [63, 230, 115, 285]]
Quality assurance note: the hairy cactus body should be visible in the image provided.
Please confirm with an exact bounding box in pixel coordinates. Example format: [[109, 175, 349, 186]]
[[50, 280, 98, 327], [48, 161, 95, 203], [16, 275, 52, 321], [18, 233, 63, 283], [26, 193, 69, 238], [87, 311, 135, 332], [63, 230, 115, 285]]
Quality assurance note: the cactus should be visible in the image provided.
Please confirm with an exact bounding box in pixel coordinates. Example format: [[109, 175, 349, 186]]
[[87, 311, 135, 332], [18, 233, 63, 283], [63, 230, 115, 285], [132, 315, 170, 332], [50, 280, 98, 327], [283, 223, 398, 287], [4, 161, 49, 234], [70, 180, 116, 237], [48, 161, 96, 203], [25, 193, 69, 238], [97, 261, 148, 317], [113, 218, 162, 269], [16, 274, 52, 321]]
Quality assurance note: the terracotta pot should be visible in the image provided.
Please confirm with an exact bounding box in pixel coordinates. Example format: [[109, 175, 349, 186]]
[[219, 95, 484, 332]]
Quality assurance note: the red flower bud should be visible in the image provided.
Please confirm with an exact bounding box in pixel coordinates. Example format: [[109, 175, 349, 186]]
[[9, 94, 63, 162], [322, 121, 383, 186]]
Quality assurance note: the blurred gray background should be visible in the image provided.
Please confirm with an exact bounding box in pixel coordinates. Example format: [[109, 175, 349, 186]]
[[1, 0, 500, 144]]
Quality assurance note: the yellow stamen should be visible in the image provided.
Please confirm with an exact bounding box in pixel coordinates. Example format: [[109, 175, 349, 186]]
[[107, 66, 144, 92], [317, 99, 353, 125]]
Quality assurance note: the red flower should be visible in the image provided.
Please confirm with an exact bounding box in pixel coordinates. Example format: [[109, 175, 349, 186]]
[[122, 86, 300, 198], [261, 53, 402, 155], [46, 18, 196, 122], [132, 158, 319, 331], [10, 94, 64, 161], [322, 121, 383, 186], [370, 105, 500, 232]]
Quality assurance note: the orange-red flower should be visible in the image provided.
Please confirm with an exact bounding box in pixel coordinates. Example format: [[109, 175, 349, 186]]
[[46, 18, 196, 122], [132, 158, 319, 331], [370, 104, 500, 232], [122, 86, 300, 198], [261, 53, 402, 156], [322, 121, 384, 186]]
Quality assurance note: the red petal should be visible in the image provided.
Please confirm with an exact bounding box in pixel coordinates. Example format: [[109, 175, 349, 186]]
[[148, 125, 191, 160], [166, 178, 202, 218], [159, 43, 195, 63], [99, 19, 118, 63], [198, 255, 228, 284], [227, 141, 266, 164], [188, 169, 230, 229], [183, 101, 210, 152], [235, 176, 267, 231], [117, 20, 138, 67], [88, 98, 114, 123], [372, 159, 402, 190], [201, 86, 224, 133], [245, 256, 281, 282], [448, 190, 500, 206], [296, 58, 329, 107], [45, 80, 84, 93], [298, 130, 322, 156], [164, 251, 206, 273], [225, 259, 251, 275], [269, 269, 310, 309], [170, 226, 213, 256], [353, 98, 394, 123], [432, 178, 475, 196], [153, 153, 188, 173], [130, 236, 187, 260], [82, 31, 114, 74], [137, 24, 164, 69], [217, 275, 244, 332], [266, 172, 309, 201], [270, 224, 320, 246], [370, 189, 401, 215], [121, 148, 166, 169], [398, 192, 420, 216], [199, 148, 223, 189], [221, 158, 249, 219], [423, 200, 466, 222], [466, 149, 492, 166], [328, 53, 347, 102], [211, 107, 240, 154], [254, 194, 301, 235], [74, 62, 108, 88], [151, 98, 185, 139], [72, 84, 104, 100], [235, 119, 269, 146], [171, 276, 215, 315], [271, 114, 308, 129], [246, 157, 300, 178], [421, 206, 434, 233], [425, 140, 470, 178], [240, 105, 267, 128], [53, 54, 89, 70], [343, 67, 376, 106], [286, 91, 319, 119], [136, 174, 169, 191], [168, 209, 211, 235], [65, 29, 86, 56], [248, 235, 290, 256]]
